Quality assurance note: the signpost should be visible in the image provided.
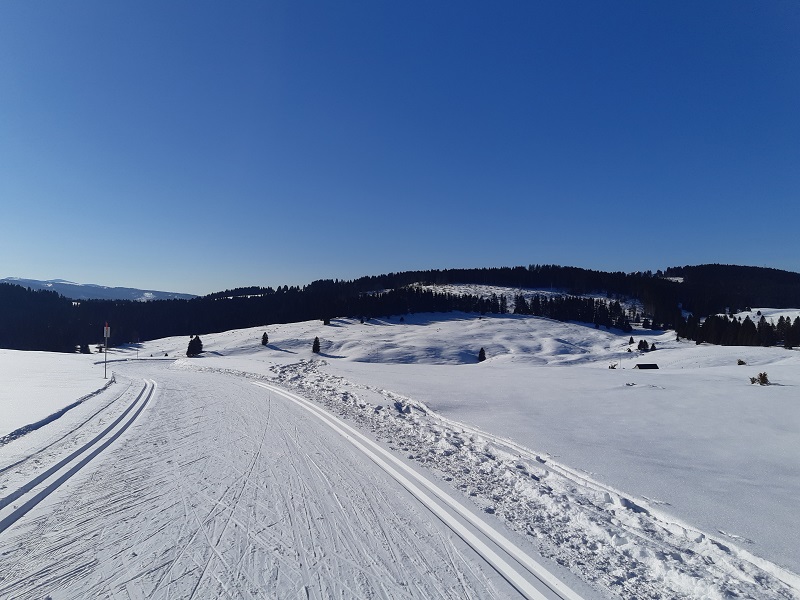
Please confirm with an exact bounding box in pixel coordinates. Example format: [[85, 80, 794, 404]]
[[104, 323, 110, 379]]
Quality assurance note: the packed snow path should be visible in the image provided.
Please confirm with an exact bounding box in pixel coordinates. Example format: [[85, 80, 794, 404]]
[[0, 364, 581, 599]]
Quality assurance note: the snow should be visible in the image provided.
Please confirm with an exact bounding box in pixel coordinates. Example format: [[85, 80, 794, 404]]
[[417, 283, 643, 314], [1, 308, 799, 599], [731, 307, 800, 323], [0, 350, 106, 438]]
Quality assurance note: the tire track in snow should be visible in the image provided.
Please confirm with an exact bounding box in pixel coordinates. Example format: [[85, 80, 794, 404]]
[[252, 380, 583, 600]]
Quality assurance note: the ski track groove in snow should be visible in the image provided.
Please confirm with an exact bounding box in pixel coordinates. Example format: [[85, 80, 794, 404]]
[[3, 346, 798, 600], [1, 364, 522, 599], [229, 357, 798, 600], [0, 380, 156, 536], [252, 379, 578, 600], [0, 377, 132, 475], [0, 380, 148, 514]]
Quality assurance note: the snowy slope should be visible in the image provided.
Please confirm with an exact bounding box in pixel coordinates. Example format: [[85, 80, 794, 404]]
[[1, 311, 799, 599], [0, 350, 107, 439], [142, 313, 800, 593]]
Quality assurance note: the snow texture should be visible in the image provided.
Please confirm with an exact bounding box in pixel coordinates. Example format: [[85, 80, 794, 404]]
[[1, 300, 799, 599]]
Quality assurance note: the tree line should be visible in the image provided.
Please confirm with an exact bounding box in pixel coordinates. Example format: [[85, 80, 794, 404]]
[[677, 313, 800, 349], [512, 294, 633, 332], [1, 263, 799, 353]]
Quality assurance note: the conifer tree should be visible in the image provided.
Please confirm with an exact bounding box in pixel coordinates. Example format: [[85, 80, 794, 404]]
[[478, 347, 486, 362], [187, 335, 203, 357], [312, 336, 320, 353], [261, 332, 268, 346], [786, 317, 800, 349]]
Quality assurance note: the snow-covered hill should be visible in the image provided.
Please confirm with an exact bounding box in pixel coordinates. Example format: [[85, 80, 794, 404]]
[[0, 277, 196, 301], [1, 311, 799, 599]]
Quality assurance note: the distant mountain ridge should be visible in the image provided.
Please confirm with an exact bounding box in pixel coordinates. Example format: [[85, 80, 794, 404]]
[[1, 277, 197, 302]]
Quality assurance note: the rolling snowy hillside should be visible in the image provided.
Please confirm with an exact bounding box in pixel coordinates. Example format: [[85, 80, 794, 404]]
[[1, 309, 798, 599]]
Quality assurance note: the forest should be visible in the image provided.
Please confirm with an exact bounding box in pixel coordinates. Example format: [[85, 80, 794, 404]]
[[1, 264, 799, 353]]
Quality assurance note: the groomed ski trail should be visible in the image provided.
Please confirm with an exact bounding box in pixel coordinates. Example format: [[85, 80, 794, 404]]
[[0, 365, 544, 599], [252, 380, 583, 600]]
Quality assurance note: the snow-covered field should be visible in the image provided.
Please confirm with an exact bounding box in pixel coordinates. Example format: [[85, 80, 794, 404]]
[[1, 307, 799, 599], [0, 350, 106, 439]]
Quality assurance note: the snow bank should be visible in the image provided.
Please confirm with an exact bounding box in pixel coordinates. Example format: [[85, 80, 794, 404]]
[[151, 311, 800, 581], [0, 350, 104, 438]]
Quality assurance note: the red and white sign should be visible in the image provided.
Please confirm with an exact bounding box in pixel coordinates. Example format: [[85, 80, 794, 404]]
[[104, 323, 111, 339]]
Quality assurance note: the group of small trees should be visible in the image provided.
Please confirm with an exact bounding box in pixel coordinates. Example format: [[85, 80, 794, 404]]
[[260, 330, 320, 353], [629, 337, 656, 352]]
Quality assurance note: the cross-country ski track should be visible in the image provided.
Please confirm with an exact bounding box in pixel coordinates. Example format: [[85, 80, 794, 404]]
[[251, 380, 580, 600], [0, 380, 156, 533], [0, 363, 583, 599]]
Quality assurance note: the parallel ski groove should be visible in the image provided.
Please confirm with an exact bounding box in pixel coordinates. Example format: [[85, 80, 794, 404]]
[[0, 380, 156, 535], [253, 380, 583, 600]]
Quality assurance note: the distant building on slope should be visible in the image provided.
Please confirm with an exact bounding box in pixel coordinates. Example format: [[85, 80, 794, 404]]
[[633, 363, 659, 369]]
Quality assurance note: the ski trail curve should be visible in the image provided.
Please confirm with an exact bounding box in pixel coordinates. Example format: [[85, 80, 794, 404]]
[[252, 380, 583, 600]]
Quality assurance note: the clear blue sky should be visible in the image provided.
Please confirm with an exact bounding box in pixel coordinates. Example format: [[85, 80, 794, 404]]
[[1, 1, 798, 295]]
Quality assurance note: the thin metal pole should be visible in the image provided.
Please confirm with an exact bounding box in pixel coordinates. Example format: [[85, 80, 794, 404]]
[[104, 338, 108, 379]]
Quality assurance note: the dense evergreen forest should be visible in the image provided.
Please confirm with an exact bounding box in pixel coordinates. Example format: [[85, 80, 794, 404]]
[[2, 264, 799, 353]]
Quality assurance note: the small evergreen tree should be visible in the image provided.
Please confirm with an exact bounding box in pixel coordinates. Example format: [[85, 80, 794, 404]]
[[261, 332, 268, 346], [637, 339, 650, 352], [478, 347, 486, 362], [787, 317, 800, 349], [629, 336, 635, 345], [312, 336, 320, 353], [187, 335, 203, 357]]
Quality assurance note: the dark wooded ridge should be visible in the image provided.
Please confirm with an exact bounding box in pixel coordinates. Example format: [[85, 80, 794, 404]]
[[1, 264, 799, 353]]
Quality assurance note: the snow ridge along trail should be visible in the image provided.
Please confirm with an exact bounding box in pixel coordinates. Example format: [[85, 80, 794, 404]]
[[252, 380, 583, 600], [0, 365, 548, 599], [0, 379, 156, 534]]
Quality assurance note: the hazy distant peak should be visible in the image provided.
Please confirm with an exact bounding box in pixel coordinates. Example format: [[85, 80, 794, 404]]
[[0, 277, 196, 302]]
